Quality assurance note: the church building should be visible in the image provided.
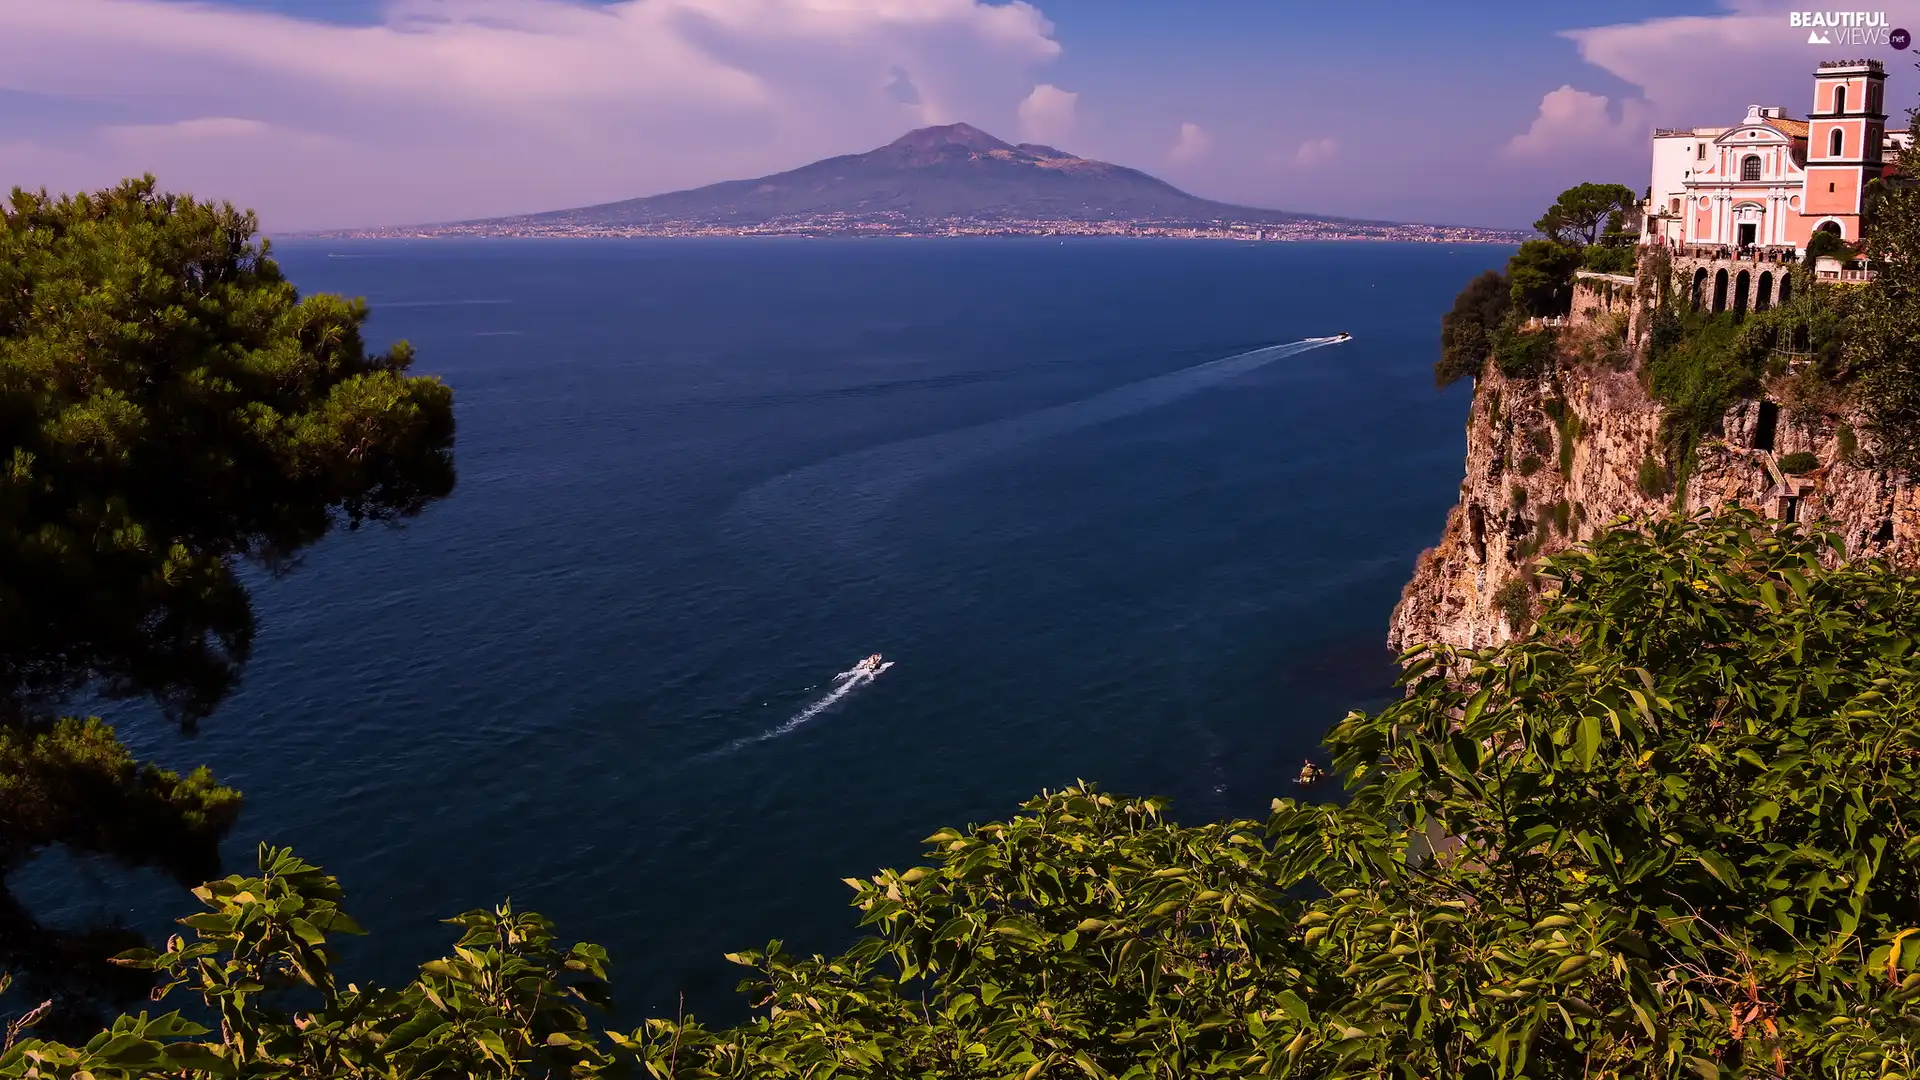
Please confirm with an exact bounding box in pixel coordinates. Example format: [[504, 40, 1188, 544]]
[[1641, 60, 1903, 254]]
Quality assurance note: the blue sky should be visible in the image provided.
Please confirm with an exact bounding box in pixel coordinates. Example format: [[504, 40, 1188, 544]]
[[4, 0, 1916, 230]]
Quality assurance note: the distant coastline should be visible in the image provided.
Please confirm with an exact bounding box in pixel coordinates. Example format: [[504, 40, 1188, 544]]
[[294, 217, 1528, 243]]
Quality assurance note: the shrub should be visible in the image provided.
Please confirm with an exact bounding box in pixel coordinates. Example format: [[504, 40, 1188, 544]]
[[1510, 484, 1529, 508], [1558, 411, 1581, 477], [1779, 450, 1820, 474], [1551, 498, 1572, 535], [1637, 453, 1671, 497], [1578, 244, 1636, 274], [1492, 322, 1555, 379], [1804, 227, 1850, 266], [1839, 423, 1859, 462], [1645, 312, 1761, 454], [1491, 575, 1533, 632], [1517, 454, 1542, 476]]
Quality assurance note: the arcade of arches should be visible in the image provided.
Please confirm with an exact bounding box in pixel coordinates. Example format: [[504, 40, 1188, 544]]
[[1676, 257, 1795, 319]]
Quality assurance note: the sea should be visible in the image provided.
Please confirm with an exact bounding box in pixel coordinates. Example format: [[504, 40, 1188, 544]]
[[17, 237, 1501, 1023]]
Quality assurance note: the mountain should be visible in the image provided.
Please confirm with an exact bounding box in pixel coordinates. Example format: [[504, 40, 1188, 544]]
[[466, 123, 1361, 231]]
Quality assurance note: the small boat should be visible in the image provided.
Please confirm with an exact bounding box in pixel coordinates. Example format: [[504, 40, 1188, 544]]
[[1296, 760, 1326, 786], [1335, 331, 1351, 342], [839, 654, 886, 680]]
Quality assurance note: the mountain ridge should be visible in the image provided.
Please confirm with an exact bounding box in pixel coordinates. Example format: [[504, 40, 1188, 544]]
[[308, 124, 1527, 241], [500, 122, 1340, 229]]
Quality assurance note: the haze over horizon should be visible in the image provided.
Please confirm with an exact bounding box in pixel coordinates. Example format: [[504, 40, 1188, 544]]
[[4, 0, 1920, 232]]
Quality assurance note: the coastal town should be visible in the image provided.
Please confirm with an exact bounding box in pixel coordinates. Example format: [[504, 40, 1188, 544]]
[[308, 213, 1526, 243]]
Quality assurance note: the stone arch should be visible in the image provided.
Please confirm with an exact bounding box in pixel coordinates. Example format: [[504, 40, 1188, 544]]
[[1817, 219, 1844, 238], [1713, 267, 1729, 313], [1734, 269, 1751, 318], [1779, 271, 1793, 305], [1691, 266, 1710, 309], [1756, 270, 1774, 312]]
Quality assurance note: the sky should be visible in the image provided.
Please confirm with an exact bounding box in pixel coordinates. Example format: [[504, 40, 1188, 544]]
[[4, 0, 1920, 231]]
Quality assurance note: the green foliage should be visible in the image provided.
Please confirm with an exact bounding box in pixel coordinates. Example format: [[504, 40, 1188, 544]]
[[1636, 454, 1671, 498], [1644, 312, 1761, 455], [1535, 182, 1640, 247], [0, 178, 457, 724], [1557, 410, 1581, 479], [1436, 270, 1510, 388], [1492, 322, 1555, 379], [1578, 245, 1636, 275], [1507, 240, 1581, 318], [0, 178, 456, 1032], [1517, 454, 1542, 477], [1804, 228, 1851, 267], [25, 512, 1920, 1078], [1840, 423, 1860, 463], [1551, 498, 1571, 536], [1850, 164, 1920, 472], [1778, 451, 1820, 475], [0, 718, 238, 880], [1492, 576, 1534, 633], [1510, 484, 1528, 508]]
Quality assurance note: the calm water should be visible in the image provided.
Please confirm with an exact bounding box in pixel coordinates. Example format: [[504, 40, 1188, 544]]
[[24, 238, 1495, 1021]]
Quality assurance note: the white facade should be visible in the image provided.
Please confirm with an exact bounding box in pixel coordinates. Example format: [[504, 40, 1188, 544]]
[[1688, 106, 1808, 249], [1644, 125, 1729, 246]]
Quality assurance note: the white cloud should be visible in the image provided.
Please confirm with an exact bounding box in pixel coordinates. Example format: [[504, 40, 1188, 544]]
[[1166, 121, 1210, 165], [1288, 136, 1338, 169], [100, 117, 344, 153], [1509, 1, 1920, 167], [1504, 85, 1652, 160], [0, 0, 1064, 229], [1016, 83, 1077, 144]]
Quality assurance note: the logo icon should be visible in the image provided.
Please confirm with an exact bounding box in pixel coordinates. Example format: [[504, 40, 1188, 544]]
[[1893, 27, 1912, 49], [1809, 28, 1834, 43]]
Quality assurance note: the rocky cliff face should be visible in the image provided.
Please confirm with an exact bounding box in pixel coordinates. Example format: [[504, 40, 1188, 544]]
[[1388, 290, 1920, 652]]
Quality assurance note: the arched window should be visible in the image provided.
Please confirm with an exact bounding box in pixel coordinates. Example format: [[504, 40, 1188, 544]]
[[1742, 155, 1762, 180], [1835, 85, 1848, 115], [1831, 128, 1845, 157]]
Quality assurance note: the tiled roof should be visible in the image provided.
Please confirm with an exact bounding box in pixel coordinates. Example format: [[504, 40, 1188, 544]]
[[1763, 116, 1810, 139]]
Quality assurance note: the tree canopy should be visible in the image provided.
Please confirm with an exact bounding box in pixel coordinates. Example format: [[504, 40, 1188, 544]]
[[0, 177, 455, 1032], [1533, 183, 1639, 248], [1435, 270, 1510, 388], [1506, 239, 1581, 318], [0, 177, 455, 725], [12, 510, 1920, 1078]]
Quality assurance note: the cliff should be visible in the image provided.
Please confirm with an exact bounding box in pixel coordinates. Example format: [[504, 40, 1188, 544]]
[[1389, 266, 1920, 652]]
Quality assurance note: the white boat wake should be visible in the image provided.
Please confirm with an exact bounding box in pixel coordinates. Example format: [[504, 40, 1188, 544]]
[[706, 658, 893, 757], [722, 336, 1348, 552]]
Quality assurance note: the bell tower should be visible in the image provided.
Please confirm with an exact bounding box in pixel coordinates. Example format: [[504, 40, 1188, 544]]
[[1803, 59, 1887, 244]]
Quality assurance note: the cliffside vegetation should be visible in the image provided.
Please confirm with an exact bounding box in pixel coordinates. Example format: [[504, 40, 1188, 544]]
[[1434, 183, 1637, 390], [9, 512, 1920, 1079], [1438, 146, 1920, 493], [0, 178, 456, 1032]]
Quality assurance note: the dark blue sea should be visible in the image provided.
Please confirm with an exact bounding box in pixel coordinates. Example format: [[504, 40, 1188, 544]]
[[22, 238, 1497, 1022]]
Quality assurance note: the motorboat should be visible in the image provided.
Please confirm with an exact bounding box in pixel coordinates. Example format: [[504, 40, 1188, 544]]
[[1335, 331, 1351, 342], [840, 654, 886, 680]]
